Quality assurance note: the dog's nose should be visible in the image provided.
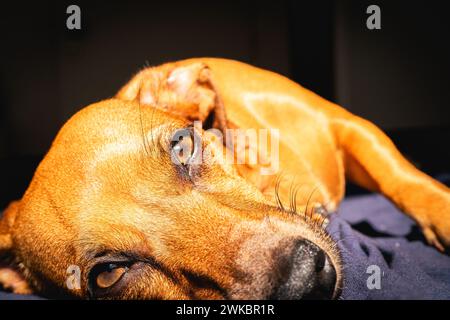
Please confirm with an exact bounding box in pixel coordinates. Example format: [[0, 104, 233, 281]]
[[271, 239, 337, 300]]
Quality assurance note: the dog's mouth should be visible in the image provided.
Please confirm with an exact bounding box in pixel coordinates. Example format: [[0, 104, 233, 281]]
[[225, 206, 341, 300], [229, 238, 340, 300]]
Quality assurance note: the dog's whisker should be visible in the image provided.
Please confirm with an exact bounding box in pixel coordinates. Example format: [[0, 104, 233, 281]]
[[274, 173, 285, 211], [288, 177, 296, 214], [292, 184, 302, 215], [304, 186, 319, 221]]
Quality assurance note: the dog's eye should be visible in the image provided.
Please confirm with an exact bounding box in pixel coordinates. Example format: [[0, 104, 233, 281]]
[[170, 128, 198, 167], [96, 263, 128, 288], [88, 262, 130, 298]]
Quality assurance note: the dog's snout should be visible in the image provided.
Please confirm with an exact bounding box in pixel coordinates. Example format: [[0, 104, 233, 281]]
[[271, 239, 337, 300]]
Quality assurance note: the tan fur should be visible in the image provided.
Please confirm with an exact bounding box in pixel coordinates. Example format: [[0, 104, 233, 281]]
[[118, 58, 450, 248], [0, 58, 449, 299]]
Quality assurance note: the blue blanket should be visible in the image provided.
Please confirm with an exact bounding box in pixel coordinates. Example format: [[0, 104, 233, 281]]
[[327, 193, 450, 299], [1, 193, 450, 300]]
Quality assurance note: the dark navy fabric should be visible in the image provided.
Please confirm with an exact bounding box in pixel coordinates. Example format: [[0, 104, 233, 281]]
[[0, 292, 43, 300], [1, 192, 450, 300], [327, 193, 450, 300]]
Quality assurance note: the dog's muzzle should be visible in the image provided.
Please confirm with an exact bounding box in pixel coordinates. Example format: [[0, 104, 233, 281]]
[[271, 239, 337, 299]]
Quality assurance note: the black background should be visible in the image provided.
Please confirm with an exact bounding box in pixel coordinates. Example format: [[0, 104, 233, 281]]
[[1, 0, 450, 208]]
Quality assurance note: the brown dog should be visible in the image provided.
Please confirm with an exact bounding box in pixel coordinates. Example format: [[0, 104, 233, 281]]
[[0, 58, 449, 299]]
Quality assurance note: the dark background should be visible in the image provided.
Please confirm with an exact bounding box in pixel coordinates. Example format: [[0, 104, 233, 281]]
[[1, 0, 449, 208]]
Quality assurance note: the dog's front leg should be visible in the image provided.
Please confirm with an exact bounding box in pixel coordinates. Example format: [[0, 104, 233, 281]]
[[0, 201, 34, 294], [332, 113, 450, 250]]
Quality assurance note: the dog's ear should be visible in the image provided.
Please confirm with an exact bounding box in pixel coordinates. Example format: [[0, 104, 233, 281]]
[[116, 62, 227, 131], [0, 201, 17, 253], [0, 201, 33, 294]]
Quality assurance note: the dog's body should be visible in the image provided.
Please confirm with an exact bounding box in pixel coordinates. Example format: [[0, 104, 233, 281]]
[[1, 58, 449, 299]]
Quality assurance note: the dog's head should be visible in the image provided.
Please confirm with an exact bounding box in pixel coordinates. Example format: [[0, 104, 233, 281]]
[[0, 62, 341, 299]]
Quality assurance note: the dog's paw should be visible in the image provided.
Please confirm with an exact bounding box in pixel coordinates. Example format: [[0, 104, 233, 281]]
[[422, 227, 445, 252], [0, 265, 33, 295], [420, 218, 450, 252]]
